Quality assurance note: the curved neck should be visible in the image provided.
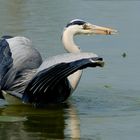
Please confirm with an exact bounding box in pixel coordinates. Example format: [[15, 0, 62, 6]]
[[62, 28, 82, 92], [62, 28, 81, 53]]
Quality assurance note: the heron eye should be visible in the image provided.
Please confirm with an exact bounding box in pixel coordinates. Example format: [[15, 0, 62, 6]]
[[83, 24, 88, 30]]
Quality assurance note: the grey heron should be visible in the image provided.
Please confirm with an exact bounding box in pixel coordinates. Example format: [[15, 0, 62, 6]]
[[0, 19, 117, 106]]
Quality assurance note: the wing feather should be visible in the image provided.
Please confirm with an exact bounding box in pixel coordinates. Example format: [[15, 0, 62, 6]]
[[22, 57, 102, 105]]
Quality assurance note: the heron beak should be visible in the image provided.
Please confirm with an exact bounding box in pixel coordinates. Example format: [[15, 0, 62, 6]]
[[84, 23, 118, 35]]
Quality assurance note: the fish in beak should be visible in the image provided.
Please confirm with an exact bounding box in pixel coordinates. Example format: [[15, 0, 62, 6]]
[[83, 23, 118, 35]]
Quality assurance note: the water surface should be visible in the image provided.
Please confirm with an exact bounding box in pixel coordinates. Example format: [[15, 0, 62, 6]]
[[0, 0, 140, 139]]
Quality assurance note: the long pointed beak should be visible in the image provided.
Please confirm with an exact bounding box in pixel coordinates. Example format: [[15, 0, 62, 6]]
[[85, 23, 118, 35]]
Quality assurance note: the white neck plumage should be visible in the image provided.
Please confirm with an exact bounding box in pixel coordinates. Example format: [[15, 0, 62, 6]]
[[62, 27, 83, 92], [62, 27, 81, 53]]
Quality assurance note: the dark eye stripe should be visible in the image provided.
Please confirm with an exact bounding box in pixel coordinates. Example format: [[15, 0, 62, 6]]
[[66, 19, 86, 27]]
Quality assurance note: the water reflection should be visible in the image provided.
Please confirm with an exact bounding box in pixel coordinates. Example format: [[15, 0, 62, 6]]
[[0, 102, 80, 139]]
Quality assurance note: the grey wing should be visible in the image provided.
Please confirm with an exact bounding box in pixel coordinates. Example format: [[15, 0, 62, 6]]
[[37, 52, 98, 72], [22, 54, 103, 106], [6, 36, 42, 71], [2, 36, 43, 92], [8, 69, 36, 94], [0, 39, 13, 90]]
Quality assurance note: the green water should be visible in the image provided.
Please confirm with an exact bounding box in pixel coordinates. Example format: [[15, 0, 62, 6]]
[[0, 0, 140, 139]]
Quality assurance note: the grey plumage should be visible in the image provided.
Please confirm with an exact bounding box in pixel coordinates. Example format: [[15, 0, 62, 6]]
[[0, 19, 116, 105], [0, 39, 13, 88], [37, 52, 98, 72], [6, 36, 42, 71]]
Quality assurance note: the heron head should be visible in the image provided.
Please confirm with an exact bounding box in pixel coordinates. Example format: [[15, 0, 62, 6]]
[[65, 19, 117, 35]]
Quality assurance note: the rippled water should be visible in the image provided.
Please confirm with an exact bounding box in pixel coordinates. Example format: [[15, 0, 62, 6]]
[[0, 0, 140, 139]]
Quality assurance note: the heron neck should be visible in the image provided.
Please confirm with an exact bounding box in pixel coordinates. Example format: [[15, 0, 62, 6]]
[[62, 29, 82, 92], [62, 29, 80, 53]]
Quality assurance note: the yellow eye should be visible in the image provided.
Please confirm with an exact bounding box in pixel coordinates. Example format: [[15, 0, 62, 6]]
[[83, 24, 87, 30]]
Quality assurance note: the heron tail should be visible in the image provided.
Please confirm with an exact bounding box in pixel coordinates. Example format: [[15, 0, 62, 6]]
[[22, 57, 104, 106]]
